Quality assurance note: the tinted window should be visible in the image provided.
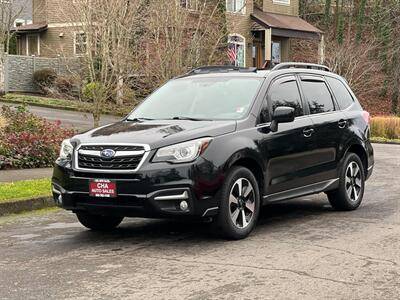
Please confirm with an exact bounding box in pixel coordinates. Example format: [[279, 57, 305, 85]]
[[326, 77, 354, 109], [301, 79, 335, 114], [267, 76, 303, 119]]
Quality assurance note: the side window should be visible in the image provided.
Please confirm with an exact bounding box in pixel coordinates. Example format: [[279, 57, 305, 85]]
[[326, 76, 354, 110], [265, 76, 304, 120], [300, 78, 335, 114]]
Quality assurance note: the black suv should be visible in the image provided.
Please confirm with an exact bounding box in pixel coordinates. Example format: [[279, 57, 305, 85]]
[[52, 63, 374, 239]]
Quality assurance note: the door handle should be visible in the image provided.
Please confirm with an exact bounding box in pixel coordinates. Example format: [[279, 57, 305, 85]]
[[338, 119, 347, 129], [303, 128, 314, 138]]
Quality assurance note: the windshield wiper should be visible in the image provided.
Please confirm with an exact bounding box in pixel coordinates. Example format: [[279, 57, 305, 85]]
[[171, 116, 210, 121], [127, 117, 155, 122]]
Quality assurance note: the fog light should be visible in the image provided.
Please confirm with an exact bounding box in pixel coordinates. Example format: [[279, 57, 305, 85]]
[[180, 200, 189, 211]]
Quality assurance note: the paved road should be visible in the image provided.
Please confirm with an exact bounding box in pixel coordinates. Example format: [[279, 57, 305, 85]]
[[0, 143, 399, 299], [0, 102, 121, 131], [0, 168, 53, 183]]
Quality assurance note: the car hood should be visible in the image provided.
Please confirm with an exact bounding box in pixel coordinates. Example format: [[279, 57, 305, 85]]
[[73, 119, 237, 149]]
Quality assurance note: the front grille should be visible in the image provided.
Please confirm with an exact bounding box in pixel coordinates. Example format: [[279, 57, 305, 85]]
[[80, 145, 144, 152], [76, 144, 147, 171]]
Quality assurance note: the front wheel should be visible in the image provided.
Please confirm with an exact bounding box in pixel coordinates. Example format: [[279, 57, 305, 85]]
[[76, 212, 124, 231], [327, 153, 365, 211], [214, 166, 260, 240]]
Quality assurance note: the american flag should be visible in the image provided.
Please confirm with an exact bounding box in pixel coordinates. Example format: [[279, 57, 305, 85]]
[[227, 46, 237, 64]]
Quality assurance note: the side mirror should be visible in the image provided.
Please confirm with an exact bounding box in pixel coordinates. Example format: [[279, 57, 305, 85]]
[[270, 106, 295, 132]]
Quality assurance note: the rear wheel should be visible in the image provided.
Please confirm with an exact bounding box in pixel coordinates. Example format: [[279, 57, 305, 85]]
[[214, 166, 260, 240], [76, 212, 124, 231], [327, 153, 365, 211]]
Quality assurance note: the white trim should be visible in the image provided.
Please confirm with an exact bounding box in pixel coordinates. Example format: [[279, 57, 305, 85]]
[[48, 22, 85, 28], [228, 33, 246, 67], [273, 0, 290, 6]]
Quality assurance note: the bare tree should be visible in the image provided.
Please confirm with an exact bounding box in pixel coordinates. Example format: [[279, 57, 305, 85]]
[[63, 0, 147, 126], [142, 0, 228, 85], [63, 0, 231, 126]]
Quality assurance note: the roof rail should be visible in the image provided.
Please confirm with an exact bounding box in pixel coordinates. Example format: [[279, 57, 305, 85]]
[[272, 62, 331, 72], [184, 65, 257, 76]]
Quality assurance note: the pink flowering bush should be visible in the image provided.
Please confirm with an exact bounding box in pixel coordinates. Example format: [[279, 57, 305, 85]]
[[0, 106, 76, 169]]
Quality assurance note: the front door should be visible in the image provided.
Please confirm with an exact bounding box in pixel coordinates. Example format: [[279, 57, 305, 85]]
[[258, 75, 315, 197], [253, 41, 265, 69]]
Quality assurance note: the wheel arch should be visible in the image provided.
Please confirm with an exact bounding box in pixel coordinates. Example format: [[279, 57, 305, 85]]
[[344, 143, 368, 174], [226, 155, 265, 196]]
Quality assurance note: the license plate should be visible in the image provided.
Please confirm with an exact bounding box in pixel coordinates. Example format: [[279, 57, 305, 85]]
[[89, 179, 117, 198]]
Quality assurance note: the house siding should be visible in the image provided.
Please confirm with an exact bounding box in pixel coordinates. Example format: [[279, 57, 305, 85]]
[[32, 0, 46, 23], [263, 0, 299, 16], [40, 27, 77, 57], [226, 0, 254, 67]]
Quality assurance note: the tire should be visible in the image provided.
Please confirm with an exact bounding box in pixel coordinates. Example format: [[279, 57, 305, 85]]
[[214, 166, 261, 240], [76, 212, 124, 231], [327, 153, 365, 211]]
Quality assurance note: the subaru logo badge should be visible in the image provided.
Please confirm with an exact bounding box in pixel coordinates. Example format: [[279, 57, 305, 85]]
[[101, 149, 116, 159]]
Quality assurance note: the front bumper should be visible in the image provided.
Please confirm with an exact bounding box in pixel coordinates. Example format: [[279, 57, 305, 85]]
[[52, 158, 223, 218]]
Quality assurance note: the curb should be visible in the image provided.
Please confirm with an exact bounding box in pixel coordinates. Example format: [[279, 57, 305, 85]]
[[0, 197, 55, 217], [0, 98, 125, 117], [371, 141, 400, 145]]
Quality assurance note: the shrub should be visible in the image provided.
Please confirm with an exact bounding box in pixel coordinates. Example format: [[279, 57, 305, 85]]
[[82, 82, 107, 102], [371, 117, 400, 140], [54, 76, 75, 94], [33, 68, 57, 93], [0, 106, 75, 170]]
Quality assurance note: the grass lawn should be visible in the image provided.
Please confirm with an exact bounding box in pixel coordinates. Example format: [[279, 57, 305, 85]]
[[0, 178, 52, 203], [1, 93, 132, 116]]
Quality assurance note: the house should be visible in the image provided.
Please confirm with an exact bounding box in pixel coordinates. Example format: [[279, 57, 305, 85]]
[[12, 0, 84, 57], [225, 0, 323, 68], [13, 0, 323, 67]]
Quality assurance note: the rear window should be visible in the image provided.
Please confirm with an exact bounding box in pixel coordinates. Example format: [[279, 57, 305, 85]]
[[326, 76, 354, 110], [300, 78, 335, 114]]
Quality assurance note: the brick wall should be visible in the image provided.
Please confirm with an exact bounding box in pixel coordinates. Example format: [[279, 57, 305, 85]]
[[263, 0, 299, 16], [4, 55, 80, 93]]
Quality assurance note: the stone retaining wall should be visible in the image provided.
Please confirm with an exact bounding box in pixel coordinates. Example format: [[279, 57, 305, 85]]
[[3, 55, 81, 93]]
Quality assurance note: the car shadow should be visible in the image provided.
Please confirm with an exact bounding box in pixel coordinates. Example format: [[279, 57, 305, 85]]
[[66, 196, 335, 247]]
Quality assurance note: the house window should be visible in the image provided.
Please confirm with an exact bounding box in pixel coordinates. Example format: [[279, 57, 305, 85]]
[[226, 0, 246, 14], [273, 0, 290, 5], [228, 34, 246, 67], [26, 34, 40, 56], [74, 32, 87, 56], [180, 0, 198, 10]]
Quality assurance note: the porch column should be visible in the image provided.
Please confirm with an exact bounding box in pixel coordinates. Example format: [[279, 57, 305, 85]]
[[264, 28, 272, 62], [318, 34, 325, 64]]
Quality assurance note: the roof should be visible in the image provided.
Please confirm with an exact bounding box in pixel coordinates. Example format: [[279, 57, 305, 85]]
[[11, 22, 48, 33], [251, 7, 322, 40]]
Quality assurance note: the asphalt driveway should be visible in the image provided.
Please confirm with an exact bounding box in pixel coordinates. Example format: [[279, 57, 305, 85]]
[[0, 143, 399, 299]]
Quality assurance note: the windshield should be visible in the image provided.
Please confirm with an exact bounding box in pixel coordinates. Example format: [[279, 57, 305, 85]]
[[128, 77, 263, 121]]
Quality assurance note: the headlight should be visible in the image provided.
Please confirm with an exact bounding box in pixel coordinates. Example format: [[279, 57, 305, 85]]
[[153, 138, 212, 163], [59, 139, 73, 160]]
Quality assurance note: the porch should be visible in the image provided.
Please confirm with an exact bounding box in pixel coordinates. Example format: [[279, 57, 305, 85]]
[[250, 7, 324, 69]]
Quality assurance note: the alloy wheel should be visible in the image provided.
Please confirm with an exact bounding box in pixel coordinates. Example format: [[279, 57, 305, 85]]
[[229, 178, 255, 229], [345, 161, 362, 202]]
